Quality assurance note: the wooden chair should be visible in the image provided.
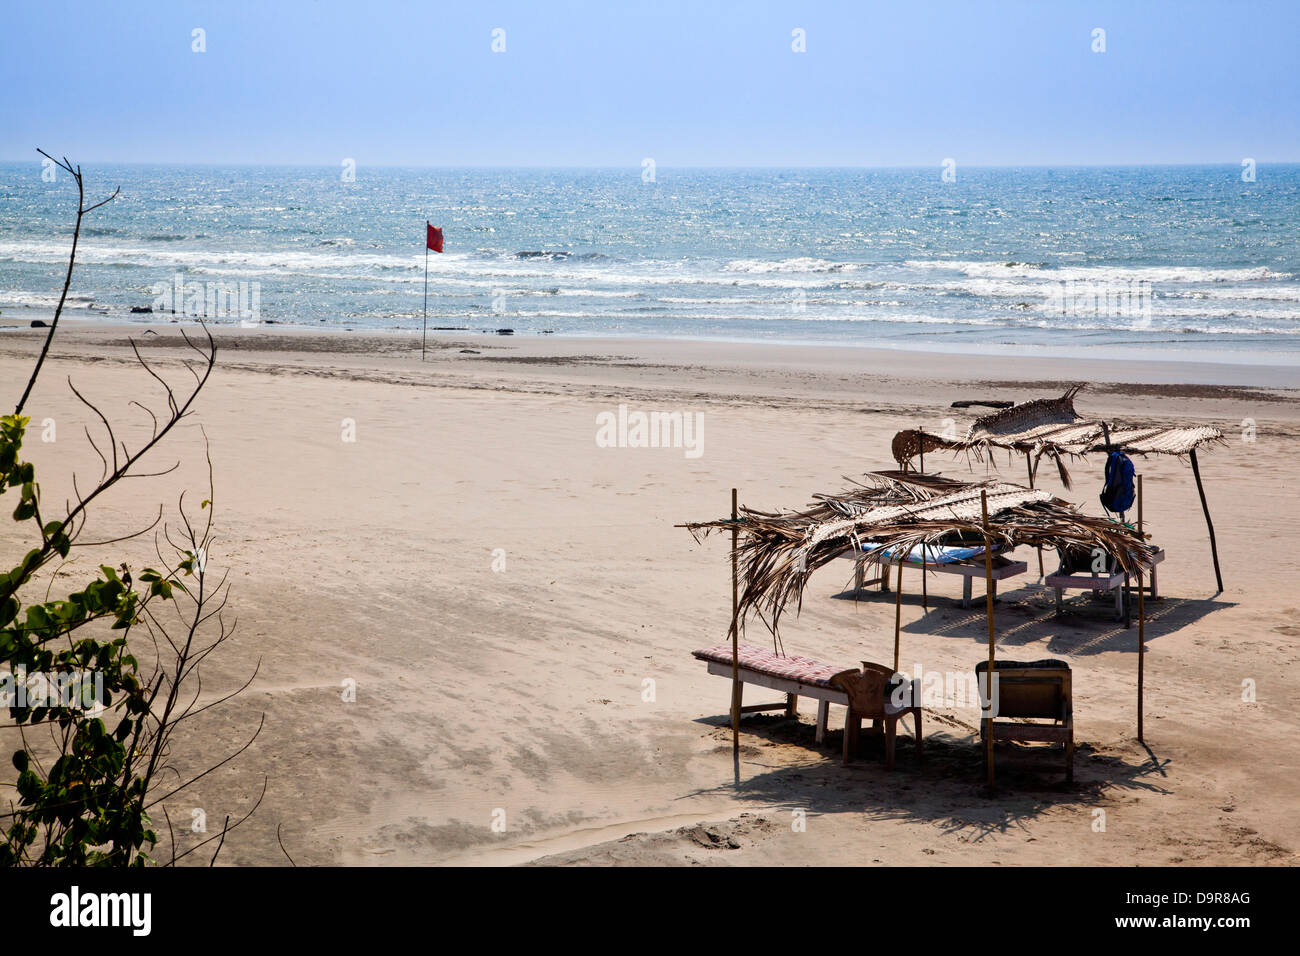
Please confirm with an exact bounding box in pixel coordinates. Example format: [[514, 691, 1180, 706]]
[[975, 659, 1073, 782], [831, 663, 923, 770]]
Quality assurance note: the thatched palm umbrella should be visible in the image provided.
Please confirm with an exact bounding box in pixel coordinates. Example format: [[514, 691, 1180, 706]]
[[688, 473, 1153, 628], [685, 473, 1159, 766], [890, 386, 1226, 590]]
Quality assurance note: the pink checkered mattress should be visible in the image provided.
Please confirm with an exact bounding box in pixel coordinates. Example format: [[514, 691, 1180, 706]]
[[692, 642, 848, 688]]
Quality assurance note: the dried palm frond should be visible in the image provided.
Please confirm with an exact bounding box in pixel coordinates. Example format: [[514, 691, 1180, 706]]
[[684, 471, 1155, 633], [966, 384, 1085, 442], [890, 385, 1225, 486]]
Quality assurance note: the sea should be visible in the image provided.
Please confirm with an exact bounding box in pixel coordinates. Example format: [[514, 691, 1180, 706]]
[[3, 163, 1299, 362]]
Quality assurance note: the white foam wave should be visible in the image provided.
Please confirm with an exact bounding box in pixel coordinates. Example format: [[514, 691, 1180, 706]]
[[905, 259, 1293, 283], [0, 290, 97, 309], [1159, 286, 1300, 302], [723, 257, 863, 274]]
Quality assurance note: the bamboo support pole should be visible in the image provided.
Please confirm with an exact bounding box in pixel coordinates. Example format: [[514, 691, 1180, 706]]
[[1025, 451, 1044, 579], [893, 557, 904, 672], [1138, 473, 1143, 538], [1188, 448, 1224, 592], [1137, 475, 1145, 742], [730, 488, 740, 754], [980, 490, 996, 787], [921, 549, 928, 610]]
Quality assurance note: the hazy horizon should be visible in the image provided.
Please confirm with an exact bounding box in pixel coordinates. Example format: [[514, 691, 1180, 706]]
[[6, 159, 1300, 170]]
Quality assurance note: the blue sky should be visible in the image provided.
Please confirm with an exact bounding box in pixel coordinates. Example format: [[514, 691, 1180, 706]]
[[2, 0, 1297, 167]]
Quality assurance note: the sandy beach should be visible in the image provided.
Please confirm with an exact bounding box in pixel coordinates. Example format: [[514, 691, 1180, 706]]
[[1, 319, 1295, 866]]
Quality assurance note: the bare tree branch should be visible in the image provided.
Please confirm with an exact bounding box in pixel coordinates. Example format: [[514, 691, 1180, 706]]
[[15, 150, 119, 416]]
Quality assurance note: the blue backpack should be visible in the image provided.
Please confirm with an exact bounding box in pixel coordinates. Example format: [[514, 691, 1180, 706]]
[[1100, 450, 1136, 515]]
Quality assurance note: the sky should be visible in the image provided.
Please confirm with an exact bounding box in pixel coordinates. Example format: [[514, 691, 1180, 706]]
[[1, 0, 1298, 167]]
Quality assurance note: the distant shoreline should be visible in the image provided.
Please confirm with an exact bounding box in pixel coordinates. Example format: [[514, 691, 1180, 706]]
[[4, 308, 1300, 382], [3, 315, 1299, 391]]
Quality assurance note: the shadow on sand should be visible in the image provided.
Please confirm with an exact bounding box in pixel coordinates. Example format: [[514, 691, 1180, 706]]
[[831, 582, 1234, 657], [685, 576, 1210, 837], [687, 711, 1170, 842]]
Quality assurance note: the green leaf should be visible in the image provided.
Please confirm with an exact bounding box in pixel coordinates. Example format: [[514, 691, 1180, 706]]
[[25, 604, 50, 630]]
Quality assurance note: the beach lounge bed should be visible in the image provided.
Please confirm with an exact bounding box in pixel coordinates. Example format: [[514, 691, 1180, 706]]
[[975, 658, 1074, 782], [1046, 545, 1165, 626], [691, 643, 923, 768], [693, 642, 847, 745], [838, 541, 1029, 608]]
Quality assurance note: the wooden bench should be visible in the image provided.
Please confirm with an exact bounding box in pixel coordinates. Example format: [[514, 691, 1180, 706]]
[[975, 659, 1074, 782], [838, 543, 1028, 608], [692, 643, 923, 769], [1046, 547, 1165, 626]]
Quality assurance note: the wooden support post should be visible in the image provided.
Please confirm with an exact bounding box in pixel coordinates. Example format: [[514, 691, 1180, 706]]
[[1137, 475, 1145, 742], [893, 557, 904, 672], [980, 490, 997, 788], [921, 548, 928, 611], [1188, 448, 1223, 593], [730, 488, 740, 754], [1025, 451, 1044, 580]]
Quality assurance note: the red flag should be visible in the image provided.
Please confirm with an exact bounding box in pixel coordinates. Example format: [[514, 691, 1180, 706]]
[[426, 222, 444, 253]]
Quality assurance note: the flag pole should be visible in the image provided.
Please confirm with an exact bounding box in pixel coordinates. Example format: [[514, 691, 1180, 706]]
[[422, 231, 429, 362]]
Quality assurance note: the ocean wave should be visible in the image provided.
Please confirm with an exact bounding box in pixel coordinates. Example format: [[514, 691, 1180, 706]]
[[1026, 318, 1300, 335], [0, 240, 432, 276], [905, 259, 1047, 277], [724, 257, 862, 274], [1151, 306, 1300, 321], [0, 240, 649, 283], [660, 294, 909, 308], [659, 295, 792, 305], [512, 250, 608, 261], [905, 259, 1293, 283], [1159, 286, 1300, 302], [552, 287, 641, 298], [0, 291, 97, 309], [500, 309, 1010, 326]]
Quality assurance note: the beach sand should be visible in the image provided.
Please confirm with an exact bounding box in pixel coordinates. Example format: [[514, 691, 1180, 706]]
[[2, 319, 1297, 866]]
